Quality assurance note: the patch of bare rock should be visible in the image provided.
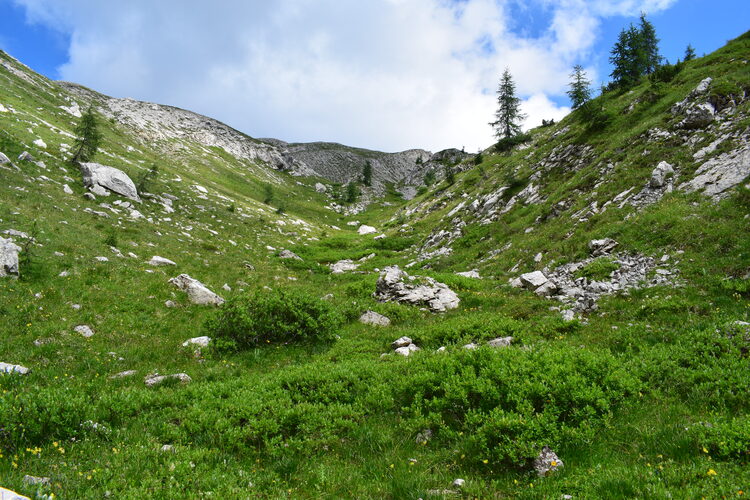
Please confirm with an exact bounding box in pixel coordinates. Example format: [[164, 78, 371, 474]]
[[374, 265, 459, 312]]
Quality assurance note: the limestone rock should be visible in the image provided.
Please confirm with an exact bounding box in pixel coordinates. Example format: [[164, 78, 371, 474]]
[[315, 182, 326, 193], [18, 151, 34, 162], [456, 270, 481, 279], [452, 479, 465, 489], [149, 256, 177, 266], [533, 446, 564, 476], [0, 237, 21, 278], [144, 373, 192, 387], [358, 225, 377, 235], [0, 152, 10, 165], [391, 336, 413, 349], [23, 475, 50, 487], [74, 325, 95, 338], [169, 274, 225, 306], [360, 310, 391, 327], [109, 370, 137, 379], [520, 271, 548, 289], [680, 144, 750, 200], [394, 344, 420, 357], [279, 249, 302, 261], [589, 238, 618, 257], [649, 161, 674, 189], [182, 336, 211, 348], [375, 266, 460, 313], [0, 487, 30, 500], [487, 336, 513, 348], [0, 362, 30, 375], [331, 259, 359, 274], [63, 183, 74, 194], [79, 162, 141, 202]]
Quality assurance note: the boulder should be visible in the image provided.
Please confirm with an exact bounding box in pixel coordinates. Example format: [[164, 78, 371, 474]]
[[0, 487, 30, 500], [375, 266, 460, 313], [144, 373, 192, 387], [182, 336, 211, 348], [0, 237, 21, 278], [358, 225, 377, 235], [680, 144, 750, 200], [0, 152, 11, 164], [456, 270, 481, 279], [487, 336, 513, 348], [148, 256, 177, 266], [0, 362, 30, 375], [391, 336, 413, 349], [533, 446, 564, 476], [79, 162, 141, 202], [588, 238, 618, 257], [32, 138, 47, 149], [394, 344, 420, 357], [679, 102, 715, 129], [649, 161, 674, 189], [535, 281, 558, 297], [331, 259, 359, 274], [17, 151, 34, 162], [315, 182, 326, 193], [520, 271, 548, 289], [360, 310, 391, 327], [169, 274, 225, 306], [279, 249, 302, 261]]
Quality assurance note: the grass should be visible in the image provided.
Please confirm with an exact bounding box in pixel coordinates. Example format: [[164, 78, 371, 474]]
[[0, 32, 750, 499]]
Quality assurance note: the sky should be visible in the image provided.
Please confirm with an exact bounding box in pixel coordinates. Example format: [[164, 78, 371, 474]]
[[0, 0, 748, 153]]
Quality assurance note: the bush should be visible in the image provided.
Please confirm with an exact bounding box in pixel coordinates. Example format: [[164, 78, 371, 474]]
[[203, 289, 342, 350], [494, 133, 531, 153], [648, 61, 683, 83]]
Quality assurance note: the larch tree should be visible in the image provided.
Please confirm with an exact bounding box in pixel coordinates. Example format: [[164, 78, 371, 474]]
[[567, 65, 592, 109], [490, 68, 525, 140], [70, 106, 101, 164]]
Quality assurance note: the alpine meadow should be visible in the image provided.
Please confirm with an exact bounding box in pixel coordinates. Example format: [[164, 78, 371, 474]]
[[1, 6, 750, 500]]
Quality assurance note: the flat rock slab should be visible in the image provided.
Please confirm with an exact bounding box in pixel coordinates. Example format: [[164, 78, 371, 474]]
[[0, 487, 31, 500], [331, 259, 359, 274], [182, 336, 211, 347], [279, 249, 302, 261], [145, 373, 192, 387], [520, 271, 548, 289], [169, 274, 224, 306], [149, 256, 177, 266]]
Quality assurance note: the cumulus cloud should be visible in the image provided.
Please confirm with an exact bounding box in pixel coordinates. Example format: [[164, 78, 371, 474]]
[[14, 0, 677, 152]]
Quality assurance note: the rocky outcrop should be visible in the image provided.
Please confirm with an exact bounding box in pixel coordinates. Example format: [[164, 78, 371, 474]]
[[331, 260, 359, 274], [169, 274, 224, 306], [0, 362, 30, 375], [672, 78, 716, 129], [680, 142, 750, 199], [279, 249, 302, 261], [79, 162, 141, 202], [145, 373, 192, 387], [375, 266, 460, 312], [0, 237, 21, 278]]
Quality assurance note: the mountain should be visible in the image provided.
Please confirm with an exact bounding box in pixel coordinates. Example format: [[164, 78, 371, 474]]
[[0, 31, 749, 499]]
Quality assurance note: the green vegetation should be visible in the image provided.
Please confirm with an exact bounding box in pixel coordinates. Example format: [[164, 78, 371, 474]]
[[70, 106, 101, 164], [0, 28, 749, 500]]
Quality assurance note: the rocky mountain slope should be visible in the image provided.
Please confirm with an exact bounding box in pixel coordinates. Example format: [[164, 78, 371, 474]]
[[0, 31, 749, 500]]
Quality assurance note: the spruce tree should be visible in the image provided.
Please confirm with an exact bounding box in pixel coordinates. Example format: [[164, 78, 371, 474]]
[[567, 65, 592, 109], [490, 68, 525, 140], [609, 14, 661, 88], [70, 106, 101, 164], [684, 44, 696, 61], [362, 160, 372, 187]]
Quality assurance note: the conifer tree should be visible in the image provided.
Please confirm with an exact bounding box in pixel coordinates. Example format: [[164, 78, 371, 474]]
[[684, 44, 696, 61], [609, 14, 661, 88], [567, 65, 592, 109], [362, 160, 372, 187], [70, 106, 101, 164], [637, 13, 661, 74], [490, 68, 525, 140]]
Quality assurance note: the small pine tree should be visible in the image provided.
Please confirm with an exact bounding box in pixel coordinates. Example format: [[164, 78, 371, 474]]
[[567, 65, 592, 109], [344, 182, 359, 204], [263, 184, 274, 204], [490, 68, 525, 140], [684, 44, 696, 61], [637, 13, 661, 74], [362, 160, 372, 187], [136, 164, 159, 193], [70, 106, 101, 164], [609, 14, 661, 88]]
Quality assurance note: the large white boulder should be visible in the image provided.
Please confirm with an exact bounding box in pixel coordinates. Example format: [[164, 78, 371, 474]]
[[520, 271, 548, 289], [149, 256, 177, 266], [0, 362, 30, 375], [358, 225, 377, 235], [0, 237, 21, 278], [360, 310, 391, 327], [0, 486, 31, 500], [169, 274, 224, 306], [79, 162, 141, 202]]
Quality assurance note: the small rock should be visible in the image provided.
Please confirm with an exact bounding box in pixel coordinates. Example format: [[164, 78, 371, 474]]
[[331, 259, 359, 274], [222, 283, 232, 292], [74, 325, 95, 338], [165, 300, 177, 308], [416, 429, 432, 444], [357, 225, 377, 235], [144, 373, 192, 387], [32, 139, 47, 149], [0, 487, 30, 500], [589, 238, 618, 257], [148, 256, 176, 266], [63, 184, 73, 194], [533, 446, 564, 476], [182, 336, 211, 348], [18, 151, 34, 162], [487, 336, 513, 348], [0, 237, 21, 278], [109, 370, 137, 379], [94, 256, 109, 262], [394, 344, 420, 357], [360, 310, 391, 327], [456, 270, 481, 279], [278, 249, 302, 261], [561, 310, 576, 322], [161, 444, 175, 453], [169, 274, 224, 306], [391, 336, 413, 349], [452, 478, 465, 488], [462, 343, 478, 350]]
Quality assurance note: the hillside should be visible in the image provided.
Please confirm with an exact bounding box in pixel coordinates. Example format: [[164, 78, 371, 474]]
[[1, 31, 749, 499]]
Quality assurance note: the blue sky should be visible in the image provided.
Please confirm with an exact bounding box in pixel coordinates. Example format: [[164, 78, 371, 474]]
[[0, 0, 748, 152]]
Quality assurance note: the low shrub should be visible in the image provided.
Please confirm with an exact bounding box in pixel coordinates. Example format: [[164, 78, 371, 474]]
[[203, 288, 342, 350], [494, 133, 532, 153]]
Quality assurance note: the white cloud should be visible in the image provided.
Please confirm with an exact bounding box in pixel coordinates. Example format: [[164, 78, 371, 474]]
[[13, 0, 677, 152]]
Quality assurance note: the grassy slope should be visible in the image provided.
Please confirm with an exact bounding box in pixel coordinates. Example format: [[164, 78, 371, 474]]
[[0, 34, 749, 499]]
